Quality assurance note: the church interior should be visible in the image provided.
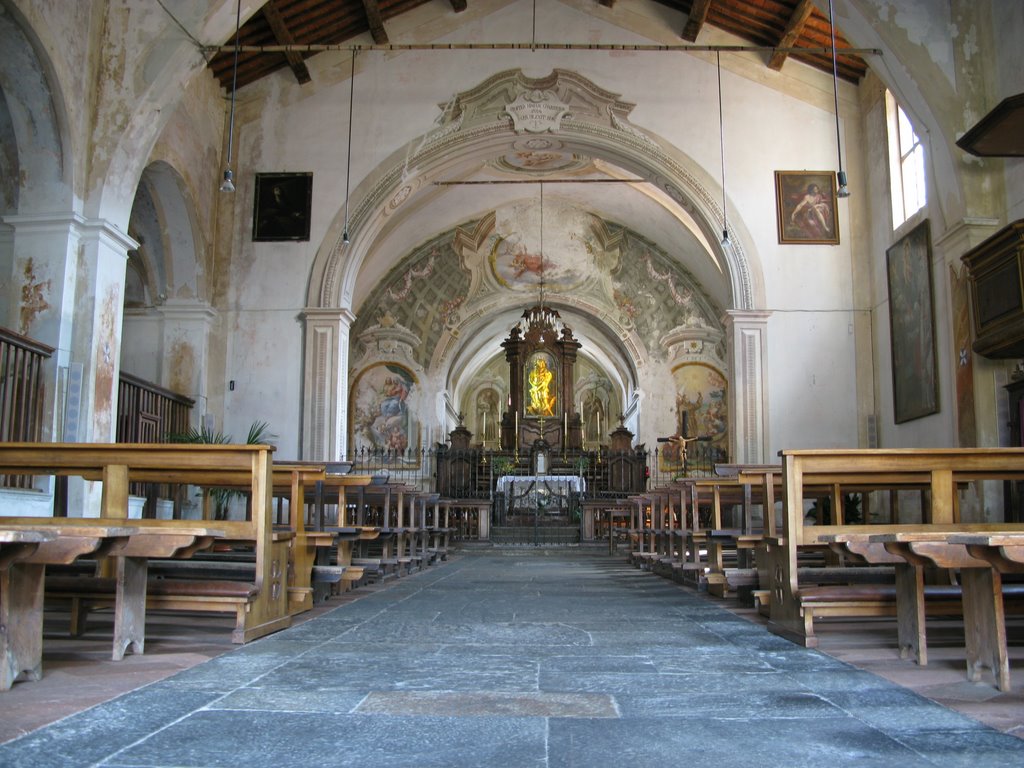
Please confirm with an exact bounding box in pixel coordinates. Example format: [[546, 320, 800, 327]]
[[2, 0, 1024, 761]]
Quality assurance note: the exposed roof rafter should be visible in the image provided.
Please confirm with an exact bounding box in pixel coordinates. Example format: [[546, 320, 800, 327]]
[[361, 0, 389, 45], [207, 0, 871, 93], [261, 0, 311, 84], [768, 0, 816, 71], [681, 0, 711, 43]]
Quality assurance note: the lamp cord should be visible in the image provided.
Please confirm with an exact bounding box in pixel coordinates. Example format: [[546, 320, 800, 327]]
[[343, 49, 357, 240], [828, 0, 844, 177], [717, 52, 728, 240], [225, 0, 241, 165]]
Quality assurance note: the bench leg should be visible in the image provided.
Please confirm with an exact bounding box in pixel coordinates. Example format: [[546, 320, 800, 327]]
[[1, 563, 45, 690], [961, 568, 1010, 692], [112, 556, 147, 661], [68, 596, 88, 637], [895, 563, 927, 665]]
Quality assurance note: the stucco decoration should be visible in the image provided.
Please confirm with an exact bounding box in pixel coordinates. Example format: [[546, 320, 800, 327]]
[[351, 232, 469, 371], [349, 362, 419, 457], [575, 369, 617, 450], [504, 89, 572, 133], [490, 138, 590, 175], [352, 312, 421, 369]]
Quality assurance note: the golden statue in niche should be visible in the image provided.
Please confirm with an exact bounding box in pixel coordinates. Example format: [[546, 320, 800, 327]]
[[527, 357, 556, 416]]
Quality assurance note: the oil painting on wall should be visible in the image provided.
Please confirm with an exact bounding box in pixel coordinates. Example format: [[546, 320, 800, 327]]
[[252, 172, 312, 241], [350, 363, 419, 458], [886, 221, 938, 423], [660, 363, 729, 472], [775, 170, 839, 245]]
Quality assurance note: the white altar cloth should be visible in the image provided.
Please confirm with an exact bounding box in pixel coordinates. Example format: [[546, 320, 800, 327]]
[[496, 475, 586, 496]]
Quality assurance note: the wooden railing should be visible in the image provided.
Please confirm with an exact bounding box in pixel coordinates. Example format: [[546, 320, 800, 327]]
[[116, 372, 194, 443], [0, 327, 54, 488]]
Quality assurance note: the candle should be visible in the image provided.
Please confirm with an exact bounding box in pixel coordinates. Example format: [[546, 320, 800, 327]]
[[598, 411, 601, 442], [482, 411, 487, 443]]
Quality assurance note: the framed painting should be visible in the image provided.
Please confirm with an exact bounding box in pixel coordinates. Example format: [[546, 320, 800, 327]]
[[775, 170, 840, 245], [886, 220, 938, 423], [253, 172, 312, 241]]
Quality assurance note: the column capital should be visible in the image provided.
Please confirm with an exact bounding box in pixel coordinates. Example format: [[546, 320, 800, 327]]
[[3, 212, 138, 253], [301, 307, 356, 325]]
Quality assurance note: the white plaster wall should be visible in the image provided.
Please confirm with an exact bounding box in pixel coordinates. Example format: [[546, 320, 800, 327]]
[[223, 308, 303, 458], [767, 310, 859, 454], [120, 310, 162, 383]]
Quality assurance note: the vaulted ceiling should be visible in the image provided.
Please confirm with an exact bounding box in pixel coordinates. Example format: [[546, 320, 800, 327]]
[[208, 0, 869, 92]]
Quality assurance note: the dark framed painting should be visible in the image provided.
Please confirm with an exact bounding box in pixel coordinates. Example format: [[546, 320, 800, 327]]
[[886, 220, 938, 423], [253, 172, 312, 241], [775, 170, 840, 244]]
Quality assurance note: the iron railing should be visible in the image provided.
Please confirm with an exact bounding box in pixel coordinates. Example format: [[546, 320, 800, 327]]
[[343, 439, 723, 500]]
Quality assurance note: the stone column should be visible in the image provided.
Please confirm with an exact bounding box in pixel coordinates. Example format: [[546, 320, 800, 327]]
[[5, 213, 134, 441], [723, 310, 772, 464], [5, 213, 134, 516], [301, 307, 356, 460]]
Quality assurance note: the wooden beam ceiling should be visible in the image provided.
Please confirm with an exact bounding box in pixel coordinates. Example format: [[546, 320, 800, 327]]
[[206, 0, 870, 92], [361, 0, 389, 45], [768, 0, 816, 71], [261, 0, 311, 84], [681, 0, 712, 43]]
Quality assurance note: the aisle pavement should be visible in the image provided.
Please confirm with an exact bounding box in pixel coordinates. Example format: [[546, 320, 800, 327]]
[[2, 549, 1023, 767]]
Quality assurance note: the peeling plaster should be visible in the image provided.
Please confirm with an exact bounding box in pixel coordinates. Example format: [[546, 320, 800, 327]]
[[168, 339, 195, 395], [92, 283, 121, 434], [871, 0, 956, 88], [18, 257, 51, 334]]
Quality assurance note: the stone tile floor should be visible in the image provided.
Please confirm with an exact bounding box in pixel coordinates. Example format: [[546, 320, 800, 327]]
[[0, 548, 1022, 766]]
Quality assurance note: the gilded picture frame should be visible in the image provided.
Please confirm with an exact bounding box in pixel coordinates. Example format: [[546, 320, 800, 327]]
[[775, 170, 840, 245]]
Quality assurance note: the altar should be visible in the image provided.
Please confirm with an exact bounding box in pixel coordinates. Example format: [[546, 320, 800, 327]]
[[496, 475, 585, 518]]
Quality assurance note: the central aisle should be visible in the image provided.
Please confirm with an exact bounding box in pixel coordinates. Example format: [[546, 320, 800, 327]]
[[2, 550, 1022, 767]]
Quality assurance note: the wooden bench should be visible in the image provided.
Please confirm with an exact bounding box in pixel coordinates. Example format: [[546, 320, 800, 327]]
[[759, 448, 1024, 690], [820, 527, 1024, 691], [0, 443, 293, 662]]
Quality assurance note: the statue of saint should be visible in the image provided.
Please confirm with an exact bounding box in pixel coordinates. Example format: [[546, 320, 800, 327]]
[[527, 357, 556, 416]]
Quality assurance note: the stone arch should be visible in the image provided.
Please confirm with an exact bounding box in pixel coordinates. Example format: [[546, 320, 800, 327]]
[[302, 68, 769, 460], [308, 69, 762, 315], [130, 161, 208, 305], [0, 3, 72, 215]]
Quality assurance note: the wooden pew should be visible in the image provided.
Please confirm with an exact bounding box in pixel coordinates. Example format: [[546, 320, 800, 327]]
[[1, 530, 56, 690], [0, 443, 292, 651], [822, 527, 1024, 691], [761, 448, 1024, 690]]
